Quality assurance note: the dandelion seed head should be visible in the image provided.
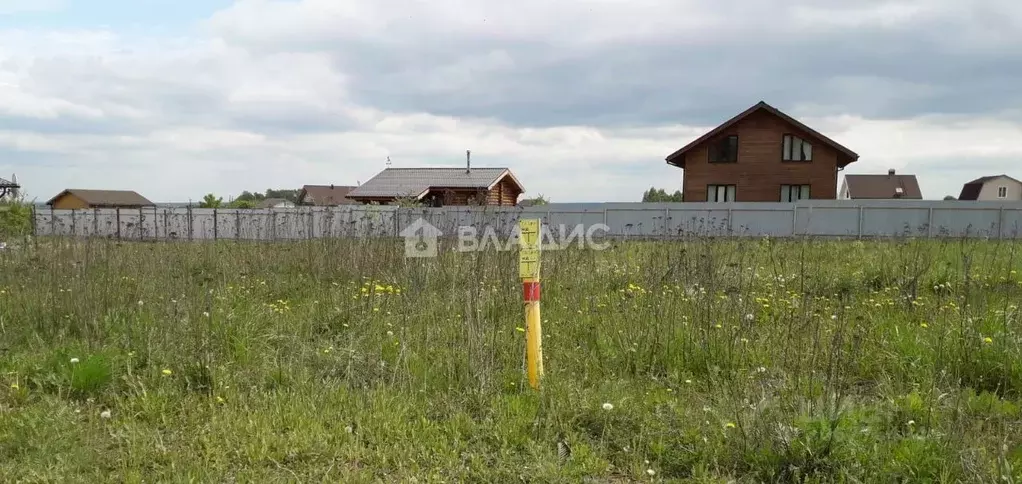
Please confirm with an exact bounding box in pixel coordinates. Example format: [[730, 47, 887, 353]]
[[70, 357, 80, 364], [602, 402, 614, 411]]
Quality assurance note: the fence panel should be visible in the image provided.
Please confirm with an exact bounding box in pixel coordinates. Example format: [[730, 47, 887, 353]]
[[32, 201, 1022, 241]]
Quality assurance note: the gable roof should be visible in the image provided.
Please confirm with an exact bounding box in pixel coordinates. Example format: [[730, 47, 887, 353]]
[[958, 174, 1022, 200], [46, 189, 154, 207], [842, 173, 922, 199], [0, 177, 17, 187], [297, 185, 358, 206], [665, 101, 859, 168], [346, 167, 524, 200]]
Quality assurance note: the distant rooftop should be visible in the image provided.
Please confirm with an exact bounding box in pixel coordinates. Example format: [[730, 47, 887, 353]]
[[346, 167, 522, 199]]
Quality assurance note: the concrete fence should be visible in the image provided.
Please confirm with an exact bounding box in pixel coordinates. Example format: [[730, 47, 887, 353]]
[[30, 200, 1022, 241]]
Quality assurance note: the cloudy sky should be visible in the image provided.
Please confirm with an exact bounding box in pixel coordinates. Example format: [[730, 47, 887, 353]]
[[1, 0, 1020, 203]]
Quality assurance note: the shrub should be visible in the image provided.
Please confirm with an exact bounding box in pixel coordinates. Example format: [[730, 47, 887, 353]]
[[0, 200, 32, 238]]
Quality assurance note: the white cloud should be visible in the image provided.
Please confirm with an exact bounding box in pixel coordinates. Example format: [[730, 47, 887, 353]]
[[0, 0, 61, 14], [1, 0, 1021, 204]]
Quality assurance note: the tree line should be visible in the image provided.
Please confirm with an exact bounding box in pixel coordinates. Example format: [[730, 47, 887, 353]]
[[641, 187, 683, 202], [198, 189, 300, 208]]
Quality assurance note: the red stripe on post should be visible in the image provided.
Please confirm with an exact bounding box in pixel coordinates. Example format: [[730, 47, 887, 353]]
[[523, 281, 542, 302]]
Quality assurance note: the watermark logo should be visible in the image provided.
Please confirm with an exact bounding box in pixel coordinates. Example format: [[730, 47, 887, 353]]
[[400, 217, 611, 257], [399, 218, 443, 257]]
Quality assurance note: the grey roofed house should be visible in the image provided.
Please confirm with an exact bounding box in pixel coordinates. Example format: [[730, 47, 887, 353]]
[[345, 167, 525, 206], [958, 174, 1022, 201], [839, 169, 923, 200], [296, 185, 358, 206]]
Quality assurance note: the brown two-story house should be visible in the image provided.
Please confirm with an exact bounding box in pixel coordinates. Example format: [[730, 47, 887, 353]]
[[665, 101, 859, 202]]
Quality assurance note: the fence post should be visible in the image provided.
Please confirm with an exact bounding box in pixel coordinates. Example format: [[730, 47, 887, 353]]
[[214, 208, 219, 240], [791, 205, 797, 237], [50, 207, 56, 236], [663, 206, 669, 238], [139, 207, 144, 240], [116, 208, 122, 240], [236, 209, 241, 240], [163, 208, 169, 240], [999, 206, 1005, 239], [727, 207, 733, 235], [927, 207, 933, 237], [857, 205, 864, 239], [69, 209, 74, 237], [187, 206, 193, 241], [271, 210, 277, 241], [93, 207, 98, 237]]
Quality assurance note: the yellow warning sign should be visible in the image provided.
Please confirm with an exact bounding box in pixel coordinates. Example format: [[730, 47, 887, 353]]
[[519, 219, 540, 248], [519, 247, 540, 279]]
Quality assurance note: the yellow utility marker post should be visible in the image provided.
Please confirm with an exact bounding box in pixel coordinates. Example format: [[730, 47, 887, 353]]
[[519, 219, 543, 390]]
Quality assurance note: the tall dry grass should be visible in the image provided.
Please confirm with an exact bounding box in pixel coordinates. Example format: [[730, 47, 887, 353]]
[[1, 232, 1021, 482]]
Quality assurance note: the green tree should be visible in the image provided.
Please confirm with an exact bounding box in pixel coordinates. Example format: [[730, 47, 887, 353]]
[[519, 194, 549, 206], [264, 189, 299, 203], [198, 194, 223, 208], [642, 187, 683, 202], [228, 199, 256, 209], [0, 199, 32, 238], [943, 195, 956, 201], [235, 191, 262, 202]]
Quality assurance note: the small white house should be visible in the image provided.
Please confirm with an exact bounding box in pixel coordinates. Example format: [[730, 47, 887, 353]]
[[958, 175, 1022, 201], [256, 198, 296, 209]]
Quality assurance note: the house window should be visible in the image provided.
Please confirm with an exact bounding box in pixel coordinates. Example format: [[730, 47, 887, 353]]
[[780, 184, 810, 202], [782, 134, 813, 161], [998, 186, 1008, 198], [708, 135, 738, 163], [707, 184, 736, 202]]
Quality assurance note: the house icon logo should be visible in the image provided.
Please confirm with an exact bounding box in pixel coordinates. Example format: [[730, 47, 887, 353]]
[[399, 217, 443, 258]]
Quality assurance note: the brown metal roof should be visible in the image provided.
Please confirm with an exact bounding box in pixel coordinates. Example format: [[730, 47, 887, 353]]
[[46, 189, 154, 207], [958, 174, 1022, 200], [665, 101, 860, 168], [843, 173, 923, 199], [297, 185, 358, 206]]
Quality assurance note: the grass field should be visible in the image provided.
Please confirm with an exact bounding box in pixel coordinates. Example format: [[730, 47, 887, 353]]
[[2, 236, 1022, 482]]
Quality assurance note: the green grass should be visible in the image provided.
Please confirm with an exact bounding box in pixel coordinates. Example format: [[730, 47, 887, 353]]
[[2, 236, 1022, 482]]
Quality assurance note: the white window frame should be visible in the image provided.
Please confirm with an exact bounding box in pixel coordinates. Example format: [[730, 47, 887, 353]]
[[782, 134, 813, 162], [998, 186, 1008, 198], [707, 184, 736, 202], [780, 184, 811, 202]]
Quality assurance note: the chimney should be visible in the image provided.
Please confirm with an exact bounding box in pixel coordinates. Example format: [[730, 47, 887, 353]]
[[888, 169, 895, 176], [466, 150, 471, 174]]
